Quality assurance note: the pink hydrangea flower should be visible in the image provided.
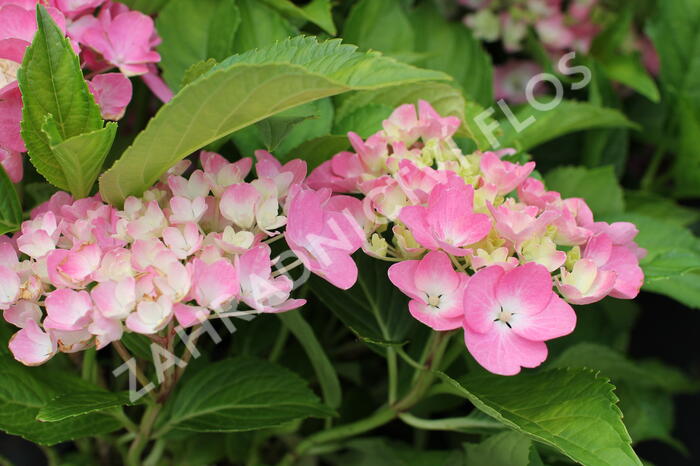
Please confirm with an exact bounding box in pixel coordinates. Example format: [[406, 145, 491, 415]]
[[479, 150, 535, 195], [79, 7, 160, 76], [582, 233, 644, 299], [556, 258, 616, 305], [399, 178, 491, 256], [188, 258, 239, 310], [388, 251, 469, 331], [88, 72, 132, 120], [8, 319, 57, 366], [286, 186, 365, 290], [463, 263, 577, 375]]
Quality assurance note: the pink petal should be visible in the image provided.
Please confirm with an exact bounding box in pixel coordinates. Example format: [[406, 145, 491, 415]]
[[9, 320, 57, 366], [387, 259, 421, 300], [173, 303, 210, 328], [44, 289, 93, 331], [464, 325, 548, 376], [3, 300, 40, 328], [463, 265, 503, 334], [409, 299, 462, 331], [496, 263, 553, 315], [511, 292, 576, 341], [88, 73, 132, 120], [0, 264, 20, 308]]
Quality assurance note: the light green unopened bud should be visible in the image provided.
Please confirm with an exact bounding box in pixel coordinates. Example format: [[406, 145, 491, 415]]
[[565, 246, 581, 270]]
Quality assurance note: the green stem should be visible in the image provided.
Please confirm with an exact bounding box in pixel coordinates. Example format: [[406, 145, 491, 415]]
[[269, 325, 289, 362], [126, 403, 162, 466], [276, 331, 454, 466], [387, 348, 398, 404]]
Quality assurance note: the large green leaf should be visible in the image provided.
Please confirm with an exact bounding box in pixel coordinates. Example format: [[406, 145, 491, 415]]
[[439, 369, 642, 466], [344, 0, 415, 57], [0, 355, 123, 445], [310, 253, 419, 348], [544, 165, 625, 216], [17, 5, 104, 191], [233, 0, 296, 53], [43, 117, 117, 198], [99, 37, 449, 205], [408, 2, 492, 107], [157, 0, 241, 91], [36, 391, 133, 422], [161, 357, 333, 433], [625, 191, 700, 227], [464, 431, 541, 466], [498, 101, 637, 151], [278, 310, 342, 410], [262, 0, 336, 35], [0, 165, 22, 235], [600, 55, 660, 103]]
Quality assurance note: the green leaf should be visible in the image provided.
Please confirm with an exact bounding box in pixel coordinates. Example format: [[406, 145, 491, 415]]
[[334, 103, 394, 138], [43, 117, 117, 198], [344, 0, 415, 56], [181, 58, 218, 87], [278, 310, 342, 409], [498, 101, 637, 151], [340, 438, 464, 466], [544, 165, 625, 216], [120, 0, 170, 14], [0, 165, 22, 235], [464, 431, 538, 466], [36, 391, 133, 422], [233, 0, 296, 53], [284, 134, 350, 168], [551, 343, 696, 393], [157, 0, 240, 91], [335, 81, 466, 132], [0, 355, 123, 445], [231, 99, 333, 157], [601, 55, 660, 103], [17, 5, 103, 191], [310, 253, 419, 349], [262, 0, 336, 35], [439, 368, 642, 466], [99, 37, 449, 205], [408, 2, 493, 107], [163, 357, 333, 433]]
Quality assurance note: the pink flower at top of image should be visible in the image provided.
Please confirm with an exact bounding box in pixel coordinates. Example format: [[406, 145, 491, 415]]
[[0, 0, 164, 182], [493, 60, 546, 105]]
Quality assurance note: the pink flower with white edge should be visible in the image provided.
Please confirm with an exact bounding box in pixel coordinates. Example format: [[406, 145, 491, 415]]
[[488, 199, 559, 248], [153, 260, 191, 302], [517, 178, 561, 210], [0, 265, 20, 309], [188, 258, 239, 310], [418, 100, 461, 140], [399, 179, 491, 256], [3, 300, 41, 328], [126, 200, 168, 240], [395, 159, 454, 205], [0, 146, 22, 182], [348, 132, 388, 176], [168, 195, 207, 225], [480, 151, 535, 195], [388, 251, 469, 331], [286, 186, 365, 290], [220, 183, 258, 230], [9, 319, 57, 366], [17, 211, 59, 258], [361, 176, 409, 222], [52, 327, 93, 353], [168, 170, 210, 200], [557, 258, 616, 305], [92, 247, 132, 282], [163, 223, 202, 259], [80, 8, 160, 76], [173, 303, 210, 328], [46, 243, 102, 288], [254, 150, 307, 199], [238, 245, 306, 313], [88, 311, 122, 349], [586, 221, 647, 259], [88, 72, 132, 120], [91, 277, 136, 319], [43, 288, 93, 331], [383, 103, 422, 145], [463, 263, 577, 375], [126, 296, 173, 334], [201, 152, 252, 196], [583, 233, 644, 299]]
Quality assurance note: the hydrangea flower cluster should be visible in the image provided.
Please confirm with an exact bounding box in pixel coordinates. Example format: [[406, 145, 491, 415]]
[[0, 0, 169, 183], [308, 100, 645, 375], [1, 151, 365, 366], [461, 0, 600, 54]]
